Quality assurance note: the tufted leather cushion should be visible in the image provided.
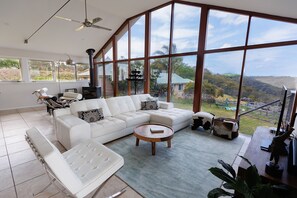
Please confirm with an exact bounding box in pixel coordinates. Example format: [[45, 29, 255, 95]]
[[149, 108, 193, 126], [130, 94, 152, 110], [90, 117, 126, 138], [114, 111, 150, 127], [63, 140, 124, 197], [78, 108, 104, 123], [70, 98, 112, 117], [106, 96, 136, 116]]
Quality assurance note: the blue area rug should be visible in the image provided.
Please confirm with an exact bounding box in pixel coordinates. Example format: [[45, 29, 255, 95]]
[[107, 127, 244, 198]]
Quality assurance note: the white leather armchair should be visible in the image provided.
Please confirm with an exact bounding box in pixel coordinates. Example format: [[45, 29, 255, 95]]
[[25, 127, 124, 198]]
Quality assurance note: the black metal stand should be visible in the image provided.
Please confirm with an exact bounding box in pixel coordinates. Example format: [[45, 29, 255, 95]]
[[126, 69, 143, 95]]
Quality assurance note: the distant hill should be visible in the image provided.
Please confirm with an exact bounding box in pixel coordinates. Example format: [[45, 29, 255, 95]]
[[252, 76, 297, 90], [202, 69, 287, 103]]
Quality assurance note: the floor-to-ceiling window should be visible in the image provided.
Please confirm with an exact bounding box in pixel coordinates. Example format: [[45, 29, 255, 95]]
[[94, 1, 297, 134]]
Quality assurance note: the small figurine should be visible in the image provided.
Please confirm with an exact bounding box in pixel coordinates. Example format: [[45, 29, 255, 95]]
[[266, 126, 294, 177]]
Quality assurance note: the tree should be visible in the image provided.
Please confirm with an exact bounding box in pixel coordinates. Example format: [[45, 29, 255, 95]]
[[0, 59, 20, 69]]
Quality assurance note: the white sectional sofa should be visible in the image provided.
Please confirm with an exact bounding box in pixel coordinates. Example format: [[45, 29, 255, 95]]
[[54, 94, 193, 150]]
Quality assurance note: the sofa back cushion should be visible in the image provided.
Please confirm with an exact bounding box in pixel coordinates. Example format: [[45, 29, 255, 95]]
[[70, 98, 112, 117], [130, 94, 152, 110], [26, 127, 82, 194], [106, 96, 136, 116]]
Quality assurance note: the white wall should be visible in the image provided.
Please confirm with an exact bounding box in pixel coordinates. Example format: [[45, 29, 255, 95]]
[[0, 47, 90, 110]]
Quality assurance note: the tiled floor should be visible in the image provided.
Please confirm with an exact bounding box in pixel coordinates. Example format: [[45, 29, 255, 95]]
[[0, 106, 251, 198], [0, 107, 142, 198]]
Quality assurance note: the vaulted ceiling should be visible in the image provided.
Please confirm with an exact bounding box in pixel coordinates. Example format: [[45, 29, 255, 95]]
[[0, 0, 296, 58]]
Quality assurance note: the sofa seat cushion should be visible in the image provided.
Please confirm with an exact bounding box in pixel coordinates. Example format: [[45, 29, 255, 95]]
[[114, 111, 150, 128], [148, 108, 193, 127], [90, 117, 126, 138], [63, 140, 124, 185]]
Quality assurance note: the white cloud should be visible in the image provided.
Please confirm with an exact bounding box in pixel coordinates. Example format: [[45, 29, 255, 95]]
[[151, 5, 171, 24], [210, 10, 248, 26], [174, 4, 201, 21], [220, 43, 232, 48], [250, 25, 297, 44], [173, 28, 199, 39], [151, 24, 170, 39]]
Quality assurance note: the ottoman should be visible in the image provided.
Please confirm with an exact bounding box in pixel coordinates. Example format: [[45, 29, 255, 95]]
[[191, 112, 215, 130], [213, 117, 239, 140]]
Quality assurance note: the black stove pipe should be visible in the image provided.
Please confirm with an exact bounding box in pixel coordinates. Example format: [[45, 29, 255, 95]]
[[86, 48, 95, 87]]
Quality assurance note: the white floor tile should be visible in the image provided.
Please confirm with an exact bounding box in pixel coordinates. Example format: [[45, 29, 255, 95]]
[[16, 174, 59, 198], [3, 128, 28, 138], [0, 187, 16, 198], [12, 160, 45, 185], [9, 149, 36, 167], [0, 156, 10, 171], [0, 168, 14, 191], [6, 141, 30, 154], [2, 120, 28, 131]]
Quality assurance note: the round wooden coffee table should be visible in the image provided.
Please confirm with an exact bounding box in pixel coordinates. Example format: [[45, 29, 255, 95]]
[[133, 124, 174, 155]]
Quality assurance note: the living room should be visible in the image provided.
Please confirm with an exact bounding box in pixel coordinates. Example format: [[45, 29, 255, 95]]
[[1, 0, 297, 197]]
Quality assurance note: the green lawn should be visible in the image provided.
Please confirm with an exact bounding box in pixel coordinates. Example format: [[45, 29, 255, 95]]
[[174, 100, 275, 136]]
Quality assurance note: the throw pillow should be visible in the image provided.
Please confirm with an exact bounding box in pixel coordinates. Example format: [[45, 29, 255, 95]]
[[141, 100, 159, 110], [77, 108, 104, 123]]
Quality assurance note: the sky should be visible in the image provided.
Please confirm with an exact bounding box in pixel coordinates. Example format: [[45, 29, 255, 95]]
[[112, 3, 297, 77]]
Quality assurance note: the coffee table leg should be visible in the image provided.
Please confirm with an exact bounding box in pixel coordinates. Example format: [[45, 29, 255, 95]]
[[136, 138, 139, 146], [167, 139, 171, 148], [152, 142, 156, 155]]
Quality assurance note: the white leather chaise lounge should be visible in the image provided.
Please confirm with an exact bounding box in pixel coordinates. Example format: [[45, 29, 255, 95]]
[[25, 127, 124, 198]]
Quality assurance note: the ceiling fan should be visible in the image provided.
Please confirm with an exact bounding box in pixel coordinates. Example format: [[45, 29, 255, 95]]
[[55, 0, 111, 31]]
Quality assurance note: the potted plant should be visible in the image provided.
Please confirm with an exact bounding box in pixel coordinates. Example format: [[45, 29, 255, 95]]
[[208, 155, 288, 198]]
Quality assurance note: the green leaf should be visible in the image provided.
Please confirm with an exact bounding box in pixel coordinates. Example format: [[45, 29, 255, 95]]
[[233, 178, 252, 197], [218, 159, 236, 179], [207, 188, 234, 198], [209, 167, 236, 185], [252, 184, 276, 198], [223, 182, 234, 189], [238, 155, 252, 166], [245, 165, 261, 188]]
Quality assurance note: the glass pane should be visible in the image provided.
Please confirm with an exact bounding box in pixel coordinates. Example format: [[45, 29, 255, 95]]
[[150, 5, 172, 56], [105, 63, 114, 98], [172, 4, 200, 54], [249, 17, 297, 45], [117, 62, 128, 96], [240, 45, 297, 135], [117, 26, 128, 60], [56, 62, 76, 81], [96, 53, 103, 62], [104, 43, 113, 61], [170, 55, 196, 110], [206, 10, 249, 50], [130, 60, 144, 94], [130, 15, 145, 58], [150, 58, 169, 101], [28, 60, 54, 81], [0, 58, 22, 81], [76, 63, 89, 81], [202, 51, 244, 118], [97, 63, 104, 96]]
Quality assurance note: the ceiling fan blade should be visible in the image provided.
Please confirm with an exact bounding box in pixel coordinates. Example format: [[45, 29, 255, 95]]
[[92, 24, 112, 31], [55, 15, 82, 24], [75, 25, 85, 31], [92, 17, 102, 24]]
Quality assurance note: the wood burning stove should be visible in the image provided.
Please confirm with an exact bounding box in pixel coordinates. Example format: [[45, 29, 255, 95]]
[[83, 48, 102, 99]]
